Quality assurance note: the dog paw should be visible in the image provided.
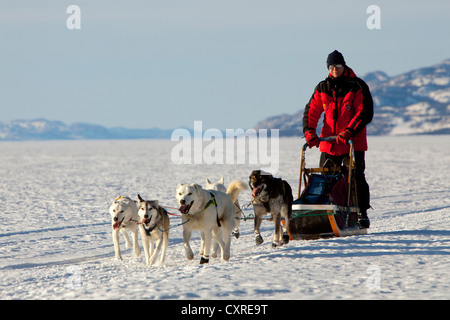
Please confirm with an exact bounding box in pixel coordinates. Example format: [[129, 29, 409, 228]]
[[255, 234, 264, 245], [271, 241, 281, 248], [185, 248, 194, 260], [200, 256, 209, 264]]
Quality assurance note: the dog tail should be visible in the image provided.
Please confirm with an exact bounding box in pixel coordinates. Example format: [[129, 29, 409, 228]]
[[226, 180, 248, 203]]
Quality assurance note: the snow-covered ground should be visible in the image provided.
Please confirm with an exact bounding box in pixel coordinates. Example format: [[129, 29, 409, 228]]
[[1, 136, 449, 300]]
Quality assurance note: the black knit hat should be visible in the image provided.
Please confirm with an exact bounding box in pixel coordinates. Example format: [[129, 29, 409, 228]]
[[326, 50, 346, 69]]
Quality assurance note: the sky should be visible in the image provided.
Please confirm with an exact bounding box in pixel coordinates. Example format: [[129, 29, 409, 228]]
[[1, 0, 450, 131]]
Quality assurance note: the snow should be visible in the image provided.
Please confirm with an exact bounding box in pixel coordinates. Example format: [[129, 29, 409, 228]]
[[1, 136, 450, 300], [429, 88, 450, 103], [405, 102, 433, 116]]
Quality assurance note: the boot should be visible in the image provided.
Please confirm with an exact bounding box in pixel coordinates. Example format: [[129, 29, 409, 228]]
[[359, 211, 370, 228]]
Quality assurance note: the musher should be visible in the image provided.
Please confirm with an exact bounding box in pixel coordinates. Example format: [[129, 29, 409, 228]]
[[302, 50, 373, 228]]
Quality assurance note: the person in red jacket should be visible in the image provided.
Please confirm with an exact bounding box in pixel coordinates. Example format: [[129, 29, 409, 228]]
[[302, 50, 373, 228]]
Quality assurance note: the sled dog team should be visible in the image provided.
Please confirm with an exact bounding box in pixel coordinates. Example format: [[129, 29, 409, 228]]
[[108, 171, 293, 266]]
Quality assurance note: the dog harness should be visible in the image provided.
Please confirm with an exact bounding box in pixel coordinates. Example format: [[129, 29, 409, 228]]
[[142, 224, 156, 236], [185, 192, 221, 227]]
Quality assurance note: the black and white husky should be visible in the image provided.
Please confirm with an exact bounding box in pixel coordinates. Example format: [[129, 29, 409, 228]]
[[108, 196, 141, 260], [137, 194, 170, 267], [249, 170, 293, 247]]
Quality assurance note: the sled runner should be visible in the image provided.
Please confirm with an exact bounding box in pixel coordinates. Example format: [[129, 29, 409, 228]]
[[289, 137, 368, 240]]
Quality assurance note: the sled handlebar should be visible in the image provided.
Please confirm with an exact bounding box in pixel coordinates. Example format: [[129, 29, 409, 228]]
[[302, 136, 353, 150], [320, 136, 337, 142]]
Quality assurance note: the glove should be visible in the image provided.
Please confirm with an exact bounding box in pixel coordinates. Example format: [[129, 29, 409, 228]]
[[336, 129, 353, 145], [304, 130, 319, 148]]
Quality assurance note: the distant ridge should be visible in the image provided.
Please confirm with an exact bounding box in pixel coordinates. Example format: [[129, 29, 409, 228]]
[[2, 59, 450, 141], [0, 119, 173, 141], [254, 58, 450, 136]]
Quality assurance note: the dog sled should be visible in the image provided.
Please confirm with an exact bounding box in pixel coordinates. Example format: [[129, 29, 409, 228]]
[[289, 137, 368, 240]]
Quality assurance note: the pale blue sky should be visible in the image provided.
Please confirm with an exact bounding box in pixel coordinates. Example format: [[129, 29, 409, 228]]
[[1, 0, 450, 130]]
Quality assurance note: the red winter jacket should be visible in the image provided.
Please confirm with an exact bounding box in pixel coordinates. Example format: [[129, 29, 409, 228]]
[[303, 67, 373, 156]]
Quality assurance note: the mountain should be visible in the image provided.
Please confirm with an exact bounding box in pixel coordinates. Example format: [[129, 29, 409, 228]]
[[254, 58, 450, 136], [0, 119, 173, 141], [2, 59, 450, 140]]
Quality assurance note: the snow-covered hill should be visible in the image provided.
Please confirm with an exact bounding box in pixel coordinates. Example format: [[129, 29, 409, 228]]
[[0, 119, 173, 141], [2, 60, 450, 141], [365, 59, 450, 135], [254, 58, 450, 136], [1, 136, 449, 300]]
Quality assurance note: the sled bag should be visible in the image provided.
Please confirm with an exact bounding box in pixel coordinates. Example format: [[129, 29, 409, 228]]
[[299, 174, 340, 204]]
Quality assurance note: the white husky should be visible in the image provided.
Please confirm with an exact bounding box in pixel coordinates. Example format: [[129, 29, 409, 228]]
[[176, 183, 235, 264], [205, 177, 248, 238], [137, 194, 170, 267], [108, 196, 141, 260]]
